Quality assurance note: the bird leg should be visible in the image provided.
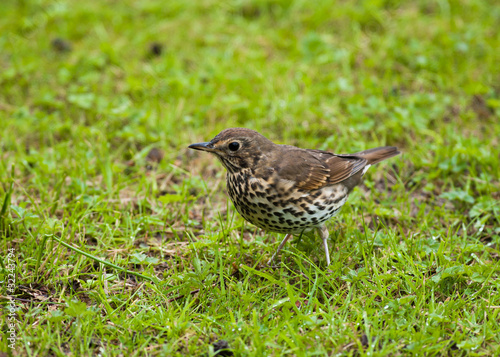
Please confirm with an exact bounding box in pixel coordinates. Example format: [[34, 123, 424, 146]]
[[268, 233, 292, 266], [318, 225, 331, 266]]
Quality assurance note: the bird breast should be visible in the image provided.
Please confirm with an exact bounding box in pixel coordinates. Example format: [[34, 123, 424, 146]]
[[225, 171, 349, 234]]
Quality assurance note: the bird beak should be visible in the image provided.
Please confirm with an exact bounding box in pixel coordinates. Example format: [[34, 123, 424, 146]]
[[188, 142, 215, 152]]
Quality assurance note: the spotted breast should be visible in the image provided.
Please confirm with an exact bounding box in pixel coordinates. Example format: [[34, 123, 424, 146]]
[[226, 169, 348, 234]]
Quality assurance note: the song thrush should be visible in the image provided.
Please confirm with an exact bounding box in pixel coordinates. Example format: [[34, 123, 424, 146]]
[[189, 128, 400, 265]]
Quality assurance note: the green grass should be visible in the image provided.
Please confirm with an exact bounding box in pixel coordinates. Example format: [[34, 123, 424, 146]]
[[1, 0, 500, 355]]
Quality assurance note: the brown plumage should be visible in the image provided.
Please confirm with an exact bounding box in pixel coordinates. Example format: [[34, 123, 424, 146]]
[[189, 128, 400, 265]]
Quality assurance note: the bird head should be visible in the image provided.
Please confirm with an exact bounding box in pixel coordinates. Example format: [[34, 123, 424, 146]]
[[188, 128, 274, 173]]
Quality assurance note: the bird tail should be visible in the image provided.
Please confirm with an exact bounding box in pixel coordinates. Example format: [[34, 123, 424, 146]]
[[355, 146, 401, 165]]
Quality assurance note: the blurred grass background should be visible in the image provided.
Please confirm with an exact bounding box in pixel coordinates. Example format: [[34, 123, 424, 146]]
[[1, 0, 500, 355]]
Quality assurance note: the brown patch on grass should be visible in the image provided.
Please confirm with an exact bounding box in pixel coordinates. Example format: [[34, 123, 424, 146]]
[[145, 147, 164, 170], [470, 95, 494, 120]]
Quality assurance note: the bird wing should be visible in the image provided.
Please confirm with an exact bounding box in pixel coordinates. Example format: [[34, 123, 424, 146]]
[[275, 148, 368, 191]]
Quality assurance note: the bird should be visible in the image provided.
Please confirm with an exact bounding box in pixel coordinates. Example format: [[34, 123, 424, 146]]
[[188, 128, 400, 266]]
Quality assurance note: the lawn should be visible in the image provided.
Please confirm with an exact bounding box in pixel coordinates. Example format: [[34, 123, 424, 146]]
[[1, 0, 500, 355]]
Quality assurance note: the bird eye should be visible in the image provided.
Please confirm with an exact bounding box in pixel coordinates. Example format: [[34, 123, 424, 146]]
[[228, 142, 240, 151]]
